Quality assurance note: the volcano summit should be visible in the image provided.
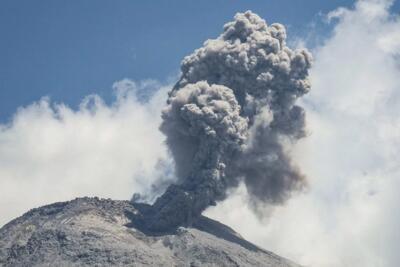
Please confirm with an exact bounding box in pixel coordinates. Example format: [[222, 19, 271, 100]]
[[0, 197, 300, 267]]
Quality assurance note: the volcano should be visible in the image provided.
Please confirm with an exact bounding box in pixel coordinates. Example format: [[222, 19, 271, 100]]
[[0, 197, 300, 267]]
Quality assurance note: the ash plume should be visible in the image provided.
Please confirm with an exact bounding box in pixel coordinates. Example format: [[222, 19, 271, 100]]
[[141, 11, 312, 232]]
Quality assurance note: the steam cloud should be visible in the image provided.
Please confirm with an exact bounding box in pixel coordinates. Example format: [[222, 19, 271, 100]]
[[143, 11, 312, 231]]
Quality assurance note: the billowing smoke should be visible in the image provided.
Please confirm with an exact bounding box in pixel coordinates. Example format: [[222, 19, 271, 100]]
[[141, 11, 312, 231]]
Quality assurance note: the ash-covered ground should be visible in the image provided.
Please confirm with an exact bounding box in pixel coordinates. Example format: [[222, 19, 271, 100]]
[[0, 197, 300, 267]]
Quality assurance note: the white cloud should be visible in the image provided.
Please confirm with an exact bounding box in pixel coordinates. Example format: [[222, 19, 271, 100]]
[[0, 79, 173, 227], [2, 1, 400, 266], [206, 0, 400, 266]]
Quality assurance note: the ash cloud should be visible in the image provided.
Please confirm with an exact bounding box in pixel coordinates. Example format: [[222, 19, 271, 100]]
[[144, 11, 312, 231]]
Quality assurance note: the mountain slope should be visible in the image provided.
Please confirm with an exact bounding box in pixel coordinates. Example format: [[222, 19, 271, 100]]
[[0, 197, 300, 267]]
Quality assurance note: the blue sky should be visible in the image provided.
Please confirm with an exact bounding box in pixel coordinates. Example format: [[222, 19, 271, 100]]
[[0, 0, 362, 121], [0, 0, 399, 122]]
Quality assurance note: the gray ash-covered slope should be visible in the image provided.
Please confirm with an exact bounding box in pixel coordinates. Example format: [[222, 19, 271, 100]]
[[0, 197, 300, 267]]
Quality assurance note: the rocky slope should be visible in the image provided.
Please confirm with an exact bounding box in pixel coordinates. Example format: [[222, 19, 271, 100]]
[[0, 197, 300, 267]]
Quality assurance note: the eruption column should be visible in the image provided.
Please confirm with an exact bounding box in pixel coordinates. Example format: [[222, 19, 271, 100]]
[[144, 11, 312, 232]]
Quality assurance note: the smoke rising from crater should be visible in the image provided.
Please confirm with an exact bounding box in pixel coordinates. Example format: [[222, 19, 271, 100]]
[[147, 11, 312, 230]]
